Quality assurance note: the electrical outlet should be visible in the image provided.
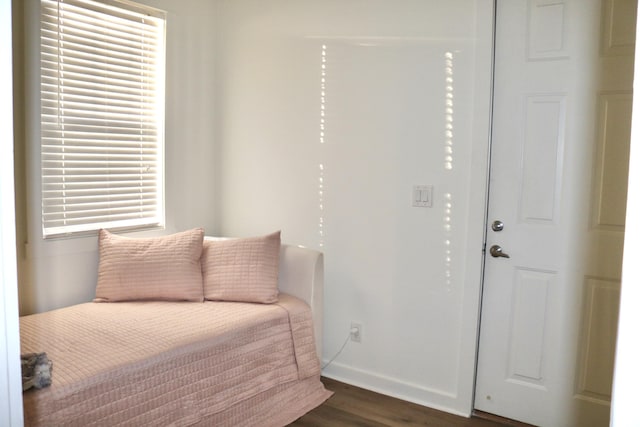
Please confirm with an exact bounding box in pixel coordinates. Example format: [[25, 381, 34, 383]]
[[350, 321, 362, 343]]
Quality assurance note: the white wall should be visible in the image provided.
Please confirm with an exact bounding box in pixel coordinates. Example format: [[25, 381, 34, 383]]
[[213, 0, 493, 415], [17, 0, 219, 314]]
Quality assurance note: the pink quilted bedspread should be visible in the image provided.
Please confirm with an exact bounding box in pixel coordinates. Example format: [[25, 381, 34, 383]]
[[20, 294, 331, 426]]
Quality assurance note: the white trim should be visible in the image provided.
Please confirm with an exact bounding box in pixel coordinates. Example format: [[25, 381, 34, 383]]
[[0, 0, 25, 424], [322, 362, 470, 417]]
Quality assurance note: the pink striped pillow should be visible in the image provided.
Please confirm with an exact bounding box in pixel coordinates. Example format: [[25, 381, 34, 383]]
[[95, 228, 205, 302], [202, 231, 281, 303]]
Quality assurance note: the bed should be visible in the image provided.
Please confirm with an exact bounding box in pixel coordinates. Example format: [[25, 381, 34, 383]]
[[20, 229, 331, 426]]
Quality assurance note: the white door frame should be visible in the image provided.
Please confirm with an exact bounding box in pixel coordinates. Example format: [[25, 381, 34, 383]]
[[0, 0, 24, 425]]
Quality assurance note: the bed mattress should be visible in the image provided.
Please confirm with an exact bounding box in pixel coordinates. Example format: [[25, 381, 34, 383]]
[[20, 293, 331, 426]]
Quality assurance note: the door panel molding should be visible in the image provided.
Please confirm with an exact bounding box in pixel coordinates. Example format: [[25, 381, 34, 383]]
[[601, 0, 637, 56], [527, 0, 569, 60], [591, 91, 632, 231], [507, 268, 556, 384], [576, 276, 620, 403], [518, 94, 566, 224]]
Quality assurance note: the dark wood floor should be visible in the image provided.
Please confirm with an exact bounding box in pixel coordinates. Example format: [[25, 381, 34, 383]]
[[289, 377, 530, 427]]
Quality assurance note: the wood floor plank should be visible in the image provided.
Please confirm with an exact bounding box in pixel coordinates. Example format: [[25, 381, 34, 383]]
[[319, 380, 452, 426], [289, 377, 510, 426]]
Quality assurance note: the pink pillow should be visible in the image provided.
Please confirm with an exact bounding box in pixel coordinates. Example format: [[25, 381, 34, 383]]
[[95, 228, 205, 302], [202, 231, 281, 303]]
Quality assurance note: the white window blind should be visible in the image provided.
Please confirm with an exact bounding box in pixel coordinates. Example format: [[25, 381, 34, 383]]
[[40, 0, 166, 238]]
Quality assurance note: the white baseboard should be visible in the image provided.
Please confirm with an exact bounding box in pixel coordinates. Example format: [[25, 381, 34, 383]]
[[321, 360, 472, 418]]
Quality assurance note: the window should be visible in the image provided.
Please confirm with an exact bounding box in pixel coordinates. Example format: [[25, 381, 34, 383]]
[[40, 0, 166, 238]]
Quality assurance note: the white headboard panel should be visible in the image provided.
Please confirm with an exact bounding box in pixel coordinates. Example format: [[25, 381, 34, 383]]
[[277, 244, 324, 360]]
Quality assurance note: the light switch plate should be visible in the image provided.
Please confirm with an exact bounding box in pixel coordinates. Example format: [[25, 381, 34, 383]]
[[412, 185, 433, 208]]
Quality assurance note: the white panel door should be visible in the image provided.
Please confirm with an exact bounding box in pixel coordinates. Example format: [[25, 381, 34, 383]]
[[474, 0, 635, 426]]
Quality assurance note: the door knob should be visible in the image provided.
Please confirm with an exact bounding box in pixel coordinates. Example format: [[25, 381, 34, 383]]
[[491, 220, 504, 232], [489, 245, 510, 258]]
